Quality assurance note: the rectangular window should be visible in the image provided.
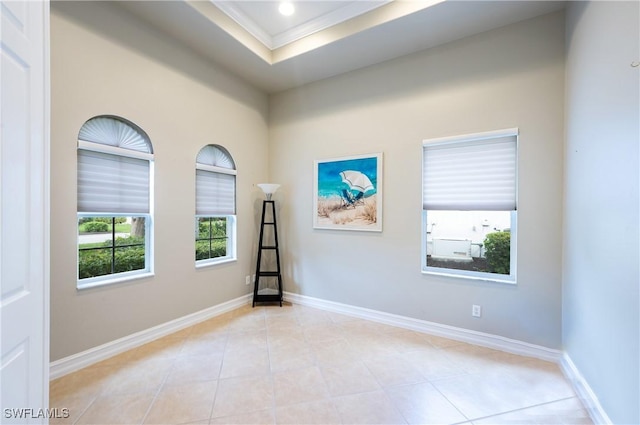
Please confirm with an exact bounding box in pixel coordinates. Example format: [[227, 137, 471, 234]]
[[77, 148, 153, 288], [195, 216, 235, 263], [195, 161, 237, 266], [77, 215, 150, 285], [422, 129, 517, 283]]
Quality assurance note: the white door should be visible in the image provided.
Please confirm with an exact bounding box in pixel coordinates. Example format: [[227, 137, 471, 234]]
[[0, 1, 50, 423]]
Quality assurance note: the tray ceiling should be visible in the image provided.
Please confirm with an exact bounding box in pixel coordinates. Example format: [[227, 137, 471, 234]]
[[117, 1, 565, 93]]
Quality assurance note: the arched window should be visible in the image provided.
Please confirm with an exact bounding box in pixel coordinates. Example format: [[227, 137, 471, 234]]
[[195, 145, 236, 265], [77, 116, 154, 288]]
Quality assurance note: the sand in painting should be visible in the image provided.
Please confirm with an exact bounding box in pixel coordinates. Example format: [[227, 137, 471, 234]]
[[316, 194, 377, 228]]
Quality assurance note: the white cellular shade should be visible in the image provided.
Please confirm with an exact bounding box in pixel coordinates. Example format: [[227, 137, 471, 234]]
[[196, 145, 235, 169], [196, 170, 236, 215], [423, 135, 517, 211], [78, 149, 150, 213], [79, 116, 152, 154]]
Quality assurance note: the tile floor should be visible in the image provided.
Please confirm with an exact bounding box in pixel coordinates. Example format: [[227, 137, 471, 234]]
[[50, 302, 592, 424]]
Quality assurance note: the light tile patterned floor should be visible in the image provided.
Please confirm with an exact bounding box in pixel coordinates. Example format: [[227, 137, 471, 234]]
[[50, 302, 592, 424]]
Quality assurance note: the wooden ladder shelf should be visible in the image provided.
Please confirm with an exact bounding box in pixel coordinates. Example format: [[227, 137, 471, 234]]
[[252, 200, 283, 307]]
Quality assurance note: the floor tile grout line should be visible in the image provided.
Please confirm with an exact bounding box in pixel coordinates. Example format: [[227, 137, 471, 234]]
[[452, 395, 584, 424], [429, 378, 472, 424], [138, 340, 183, 425], [264, 310, 279, 424], [205, 379, 220, 425], [69, 394, 99, 425]]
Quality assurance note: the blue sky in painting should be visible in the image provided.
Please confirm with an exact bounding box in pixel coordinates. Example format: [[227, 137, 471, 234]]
[[317, 156, 378, 198]]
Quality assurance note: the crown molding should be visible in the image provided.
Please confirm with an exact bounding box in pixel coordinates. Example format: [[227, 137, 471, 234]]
[[211, 1, 273, 48], [211, 1, 391, 50], [271, 1, 391, 49]]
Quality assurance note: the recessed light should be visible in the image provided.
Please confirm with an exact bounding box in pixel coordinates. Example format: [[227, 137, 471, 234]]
[[278, 1, 295, 16]]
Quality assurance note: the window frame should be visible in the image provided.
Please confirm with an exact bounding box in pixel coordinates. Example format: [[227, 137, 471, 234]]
[[195, 145, 237, 268], [421, 210, 517, 283], [76, 116, 154, 289], [195, 215, 237, 268], [77, 213, 153, 289], [421, 128, 518, 284]]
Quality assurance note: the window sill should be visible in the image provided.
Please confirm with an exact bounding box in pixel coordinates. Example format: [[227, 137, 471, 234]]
[[422, 268, 516, 285], [77, 271, 154, 290], [196, 257, 237, 269]]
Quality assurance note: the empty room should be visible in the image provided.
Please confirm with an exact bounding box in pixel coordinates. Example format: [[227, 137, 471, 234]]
[[1, 1, 637, 424]]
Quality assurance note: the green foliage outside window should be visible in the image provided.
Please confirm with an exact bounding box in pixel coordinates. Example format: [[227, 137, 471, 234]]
[[196, 217, 227, 261], [79, 217, 131, 233], [82, 221, 110, 233], [484, 231, 511, 275], [78, 236, 145, 279]]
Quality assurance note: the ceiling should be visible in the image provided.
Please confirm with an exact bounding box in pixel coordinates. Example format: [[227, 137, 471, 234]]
[[118, 0, 565, 94]]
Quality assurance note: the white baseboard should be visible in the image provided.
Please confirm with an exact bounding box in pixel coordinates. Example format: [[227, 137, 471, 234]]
[[283, 292, 562, 362], [49, 294, 251, 380], [560, 354, 613, 425]]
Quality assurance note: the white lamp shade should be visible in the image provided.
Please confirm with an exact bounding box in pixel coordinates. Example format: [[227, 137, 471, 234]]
[[257, 183, 280, 200]]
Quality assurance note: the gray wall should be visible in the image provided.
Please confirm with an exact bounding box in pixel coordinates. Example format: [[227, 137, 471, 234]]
[[563, 2, 640, 424], [50, 2, 268, 361], [47, 4, 640, 421], [269, 12, 566, 349]]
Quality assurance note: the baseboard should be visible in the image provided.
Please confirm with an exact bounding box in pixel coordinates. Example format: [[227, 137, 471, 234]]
[[284, 292, 562, 362], [49, 293, 251, 380], [560, 354, 613, 425]]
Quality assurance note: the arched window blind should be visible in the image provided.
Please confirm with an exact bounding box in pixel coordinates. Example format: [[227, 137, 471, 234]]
[[423, 129, 517, 211], [77, 116, 153, 213], [78, 115, 153, 153], [196, 145, 236, 216]]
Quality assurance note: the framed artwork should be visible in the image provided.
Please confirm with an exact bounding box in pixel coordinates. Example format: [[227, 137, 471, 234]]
[[313, 152, 383, 232]]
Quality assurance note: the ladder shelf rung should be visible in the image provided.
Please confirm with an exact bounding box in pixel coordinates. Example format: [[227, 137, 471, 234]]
[[253, 294, 282, 303], [257, 271, 280, 277]]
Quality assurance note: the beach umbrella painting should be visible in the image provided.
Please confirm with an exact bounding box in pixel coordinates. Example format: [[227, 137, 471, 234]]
[[339, 170, 374, 194]]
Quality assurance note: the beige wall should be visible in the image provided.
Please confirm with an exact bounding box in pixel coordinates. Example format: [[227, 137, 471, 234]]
[[563, 2, 639, 423], [269, 12, 566, 348], [50, 4, 567, 360], [50, 2, 269, 361]]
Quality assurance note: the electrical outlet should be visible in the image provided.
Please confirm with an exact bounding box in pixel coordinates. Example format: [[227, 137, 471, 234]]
[[245, 275, 251, 285], [472, 305, 482, 318]]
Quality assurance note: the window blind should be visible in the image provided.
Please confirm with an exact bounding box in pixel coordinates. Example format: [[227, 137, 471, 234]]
[[78, 149, 150, 214], [196, 169, 236, 215], [423, 134, 517, 211], [79, 116, 152, 154]]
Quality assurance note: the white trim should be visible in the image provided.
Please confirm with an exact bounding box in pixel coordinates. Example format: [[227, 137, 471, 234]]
[[196, 163, 237, 176], [560, 354, 613, 425], [212, 1, 273, 49], [195, 257, 236, 269], [43, 0, 52, 408], [78, 140, 154, 161], [271, 1, 392, 50], [283, 292, 561, 362], [212, 1, 391, 50], [49, 294, 251, 380], [77, 271, 155, 291], [422, 127, 519, 147]]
